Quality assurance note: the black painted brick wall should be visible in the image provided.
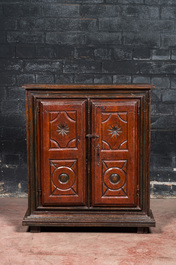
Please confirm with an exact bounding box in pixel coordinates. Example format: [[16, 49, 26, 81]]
[[0, 0, 176, 197]]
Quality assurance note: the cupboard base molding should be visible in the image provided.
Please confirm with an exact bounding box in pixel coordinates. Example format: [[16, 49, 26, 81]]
[[23, 210, 155, 228], [22, 84, 156, 232]]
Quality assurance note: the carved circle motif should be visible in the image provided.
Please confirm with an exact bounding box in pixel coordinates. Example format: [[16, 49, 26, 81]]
[[104, 168, 126, 190], [58, 173, 69, 184], [109, 173, 120, 184], [52, 166, 75, 190]]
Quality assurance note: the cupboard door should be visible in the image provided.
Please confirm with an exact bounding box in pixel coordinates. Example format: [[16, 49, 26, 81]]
[[91, 99, 139, 207], [39, 99, 87, 206]]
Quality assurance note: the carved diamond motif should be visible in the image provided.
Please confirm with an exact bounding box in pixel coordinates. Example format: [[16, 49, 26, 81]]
[[108, 124, 122, 138], [56, 122, 69, 136]]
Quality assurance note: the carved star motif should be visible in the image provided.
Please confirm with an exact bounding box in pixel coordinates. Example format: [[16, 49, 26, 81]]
[[57, 122, 69, 136], [108, 124, 122, 138]]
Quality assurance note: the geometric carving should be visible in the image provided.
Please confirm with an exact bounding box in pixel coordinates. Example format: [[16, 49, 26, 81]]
[[102, 160, 128, 197], [108, 124, 122, 138], [49, 111, 77, 149], [38, 98, 87, 206], [109, 173, 120, 184], [57, 122, 69, 136], [50, 160, 78, 196], [58, 173, 69, 183], [102, 112, 128, 150]]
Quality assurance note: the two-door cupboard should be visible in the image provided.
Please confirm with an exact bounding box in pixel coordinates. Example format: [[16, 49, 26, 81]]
[[22, 84, 155, 233]]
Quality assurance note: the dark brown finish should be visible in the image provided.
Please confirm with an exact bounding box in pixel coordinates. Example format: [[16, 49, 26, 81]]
[[137, 227, 149, 234], [30, 226, 41, 233], [23, 84, 155, 90], [22, 84, 155, 232]]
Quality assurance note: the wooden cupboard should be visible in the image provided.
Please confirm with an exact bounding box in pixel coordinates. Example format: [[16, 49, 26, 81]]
[[22, 84, 155, 232]]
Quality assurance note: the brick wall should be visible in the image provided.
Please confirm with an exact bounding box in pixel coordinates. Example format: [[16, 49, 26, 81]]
[[0, 0, 176, 197]]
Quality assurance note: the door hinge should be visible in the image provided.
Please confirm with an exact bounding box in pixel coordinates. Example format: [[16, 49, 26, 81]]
[[37, 105, 40, 114], [86, 134, 99, 139], [137, 188, 140, 197], [97, 144, 100, 166], [38, 189, 42, 197]]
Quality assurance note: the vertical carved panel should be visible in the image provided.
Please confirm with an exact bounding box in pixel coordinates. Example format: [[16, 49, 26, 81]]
[[40, 99, 87, 206], [92, 99, 138, 207]]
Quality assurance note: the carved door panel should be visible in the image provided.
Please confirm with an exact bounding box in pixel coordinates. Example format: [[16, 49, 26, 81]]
[[39, 99, 87, 206], [91, 99, 139, 207]]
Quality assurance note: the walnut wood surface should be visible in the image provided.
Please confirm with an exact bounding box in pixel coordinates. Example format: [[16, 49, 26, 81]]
[[22, 84, 155, 231], [91, 99, 139, 207], [40, 99, 87, 206], [23, 84, 155, 90]]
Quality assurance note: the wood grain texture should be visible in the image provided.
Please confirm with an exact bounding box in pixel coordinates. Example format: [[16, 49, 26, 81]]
[[39, 99, 87, 206], [22, 84, 155, 90], [91, 99, 139, 207], [23, 84, 155, 231]]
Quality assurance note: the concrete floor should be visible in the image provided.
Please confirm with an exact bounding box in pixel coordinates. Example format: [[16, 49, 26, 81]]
[[0, 198, 175, 265]]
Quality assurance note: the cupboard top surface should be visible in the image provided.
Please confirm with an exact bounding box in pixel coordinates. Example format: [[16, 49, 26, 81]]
[[22, 84, 155, 90]]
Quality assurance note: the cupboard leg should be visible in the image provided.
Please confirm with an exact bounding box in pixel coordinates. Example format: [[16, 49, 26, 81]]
[[30, 226, 41, 233], [137, 227, 149, 234]]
